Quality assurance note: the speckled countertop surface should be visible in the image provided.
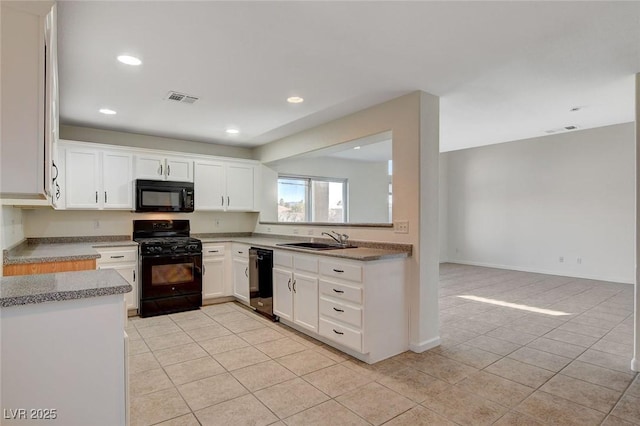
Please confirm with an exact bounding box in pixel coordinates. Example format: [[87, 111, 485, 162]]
[[194, 234, 411, 261], [3, 238, 137, 265], [3, 234, 410, 264], [0, 269, 132, 308]]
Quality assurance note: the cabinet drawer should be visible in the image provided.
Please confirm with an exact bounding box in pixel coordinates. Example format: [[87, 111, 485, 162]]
[[319, 260, 362, 283], [294, 255, 318, 274], [274, 251, 293, 268], [320, 297, 362, 328], [97, 249, 137, 264], [232, 244, 249, 258], [319, 279, 362, 304], [203, 244, 225, 257], [319, 317, 362, 352]]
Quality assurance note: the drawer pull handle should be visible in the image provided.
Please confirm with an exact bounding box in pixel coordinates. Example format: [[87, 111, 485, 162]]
[[208, 250, 219, 253], [238, 251, 243, 254], [333, 289, 344, 294], [333, 268, 344, 273], [333, 329, 344, 335], [110, 255, 125, 259], [333, 307, 344, 313], [293, 280, 297, 293]]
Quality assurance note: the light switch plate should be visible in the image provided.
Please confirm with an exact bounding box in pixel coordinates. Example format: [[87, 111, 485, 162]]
[[394, 220, 409, 234]]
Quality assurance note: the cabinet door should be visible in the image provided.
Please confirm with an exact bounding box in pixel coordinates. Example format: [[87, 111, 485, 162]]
[[293, 272, 319, 333], [102, 151, 133, 209], [194, 161, 225, 210], [98, 263, 138, 311], [65, 148, 100, 209], [225, 163, 255, 211], [203, 257, 225, 299], [165, 156, 193, 182], [0, 4, 47, 197], [273, 267, 293, 322], [232, 257, 249, 304], [134, 155, 165, 180]]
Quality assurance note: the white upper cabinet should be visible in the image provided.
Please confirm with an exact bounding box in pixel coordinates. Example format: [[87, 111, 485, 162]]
[[64, 147, 101, 209], [60, 142, 133, 210], [194, 161, 225, 210], [194, 160, 259, 212], [58, 140, 258, 211], [225, 162, 256, 211], [135, 154, 193, 182], [102, 150, 134, 209], [1, 2, 57, 201]]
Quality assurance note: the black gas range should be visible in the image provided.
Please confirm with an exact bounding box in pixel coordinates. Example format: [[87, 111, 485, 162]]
[[133, 220, 203, 317]]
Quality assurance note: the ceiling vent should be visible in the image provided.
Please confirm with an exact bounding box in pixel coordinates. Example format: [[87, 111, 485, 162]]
[[164, 91, 199, 104]]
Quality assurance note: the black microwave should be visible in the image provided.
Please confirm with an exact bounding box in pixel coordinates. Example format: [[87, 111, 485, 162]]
[[135, 180, 194, 213]]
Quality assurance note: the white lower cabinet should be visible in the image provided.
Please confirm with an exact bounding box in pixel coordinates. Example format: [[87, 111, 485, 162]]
[[232, 244, 250, 304], [203, 244, 226, 299], [273, 250, 407, 364], [273, 252, 320, 333], [95, 246, 138, 313]]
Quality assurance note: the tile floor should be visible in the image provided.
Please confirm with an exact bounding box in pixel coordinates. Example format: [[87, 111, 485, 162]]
[[128, 263, 640, 425]]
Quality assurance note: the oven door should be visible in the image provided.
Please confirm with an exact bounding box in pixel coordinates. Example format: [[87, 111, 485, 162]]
[[140, 254, 202, 299]]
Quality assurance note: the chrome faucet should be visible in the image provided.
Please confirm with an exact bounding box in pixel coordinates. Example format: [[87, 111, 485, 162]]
[[322, 231, 350, 247]]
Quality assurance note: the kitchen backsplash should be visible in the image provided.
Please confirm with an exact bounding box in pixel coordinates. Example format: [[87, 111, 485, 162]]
[[22, 209, 258, 239]]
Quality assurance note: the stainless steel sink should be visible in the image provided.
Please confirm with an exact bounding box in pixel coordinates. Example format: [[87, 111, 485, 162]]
[[276, 242, 357, 251]]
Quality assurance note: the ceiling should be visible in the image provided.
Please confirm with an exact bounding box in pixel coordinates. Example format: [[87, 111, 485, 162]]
[[57, 1, 640, 152]]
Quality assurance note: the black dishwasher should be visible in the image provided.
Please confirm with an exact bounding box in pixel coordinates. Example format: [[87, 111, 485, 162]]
[[249, 248, 276, 320]]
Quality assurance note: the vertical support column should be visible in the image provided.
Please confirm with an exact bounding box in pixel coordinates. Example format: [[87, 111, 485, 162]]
[[632, 73, 639, 371], [410, 91, 441, 351]]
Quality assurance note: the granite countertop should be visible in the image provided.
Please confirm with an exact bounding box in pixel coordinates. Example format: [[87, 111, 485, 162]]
[[3, 237, 137, 265], [0, 269, 132, 308], [195, 235, 411, 261], [3, 234, 410, 264]]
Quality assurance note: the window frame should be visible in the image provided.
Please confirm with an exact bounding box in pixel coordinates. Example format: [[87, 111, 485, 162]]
[[277, 174, 348, 223]]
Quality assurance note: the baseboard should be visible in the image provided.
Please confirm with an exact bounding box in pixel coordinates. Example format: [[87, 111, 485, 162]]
[[409, 336, 441, 353], [447, 260, 634, 285]]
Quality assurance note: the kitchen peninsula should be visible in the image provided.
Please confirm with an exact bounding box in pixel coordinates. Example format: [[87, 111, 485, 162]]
[[1, 269, 132, 425]]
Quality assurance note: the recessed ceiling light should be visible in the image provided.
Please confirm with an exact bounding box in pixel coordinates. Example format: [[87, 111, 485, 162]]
[[117, 55, 142, 66], [353, 146, 361, 150], [99, 108, 117, 115], [225, 128, 239, 134], [287, 96, 304, 104]]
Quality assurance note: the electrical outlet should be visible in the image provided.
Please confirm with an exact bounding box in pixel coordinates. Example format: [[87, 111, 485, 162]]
[[266, 227, 272, 233], [394, 220, 409, 234], [214, 218, 220, 228], [293, 228, 299, 235], [307, 229, 314, 235], [559, 256, 564, 263], [577, 257, 582, 264], [94, 220, 100, 229]]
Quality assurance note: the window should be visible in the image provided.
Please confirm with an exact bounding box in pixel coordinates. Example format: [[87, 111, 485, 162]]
[[277, 175, 347, 223]]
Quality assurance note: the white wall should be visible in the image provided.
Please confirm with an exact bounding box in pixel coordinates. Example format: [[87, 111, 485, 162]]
[[446, 122, 635, 283], [23, 209, 258, 238], [264, 157, 390, 223], [439, 154, 448, 262], [254, 91, 441, 351], [60, 125, 253, 160], [1, 206, 25, 249]]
